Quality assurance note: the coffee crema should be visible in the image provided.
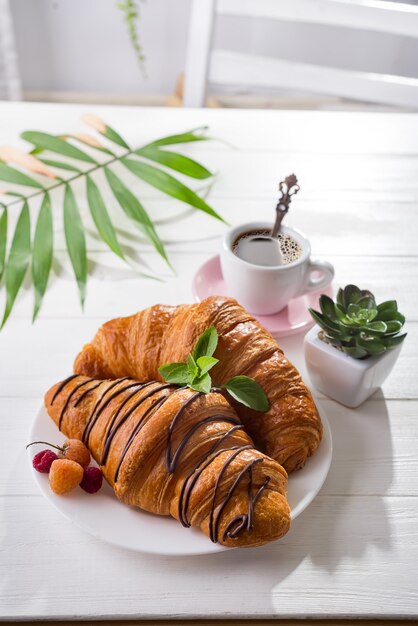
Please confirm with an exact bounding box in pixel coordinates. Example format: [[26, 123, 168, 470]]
[[232, 229, 303, 267]]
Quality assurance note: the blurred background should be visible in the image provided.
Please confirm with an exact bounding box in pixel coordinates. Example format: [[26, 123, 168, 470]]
[[1, 0, 418, 110]]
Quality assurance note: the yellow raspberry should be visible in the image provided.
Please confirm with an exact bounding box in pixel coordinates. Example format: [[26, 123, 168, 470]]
[[49, 459, 84, 495], [60, 439, 91, 468]]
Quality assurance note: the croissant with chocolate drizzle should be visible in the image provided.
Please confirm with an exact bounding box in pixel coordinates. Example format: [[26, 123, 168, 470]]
[[45, 375, 291, 548], [74, 296, 322, 472]]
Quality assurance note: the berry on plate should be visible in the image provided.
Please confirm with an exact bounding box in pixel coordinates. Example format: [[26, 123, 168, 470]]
[[49, 459, 84, 495], [80, 466, 103, 494], [32, 449, 58, 473], [59, 439, 90, 467]]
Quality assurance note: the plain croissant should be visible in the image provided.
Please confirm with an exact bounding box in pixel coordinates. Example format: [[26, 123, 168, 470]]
[[45, 375, 291, 548], [74, 296, 322, 472]]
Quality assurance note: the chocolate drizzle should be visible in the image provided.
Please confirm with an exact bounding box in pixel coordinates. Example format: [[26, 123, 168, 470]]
[[74, 380, 105, 407], [114, 394, 169, 482], [208, 445, 252, 542], [51, 375, 272, 545], [168, 415, 240, 475], [220, 464, 270, 542], [166, 392, 202, 473], [100, 383, 173, 469], [178, 430, 243, 527], [100, 381, 156, 465], [51, 374, 79, 405], [82, 378, 140, 445], [58, 378, 93, 429]]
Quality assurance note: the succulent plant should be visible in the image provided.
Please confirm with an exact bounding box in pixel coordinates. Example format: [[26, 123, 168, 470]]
[[309, 284, 407, 359]]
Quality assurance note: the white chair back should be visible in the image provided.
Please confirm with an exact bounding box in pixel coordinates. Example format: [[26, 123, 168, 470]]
[[183, 0, 418, 108]]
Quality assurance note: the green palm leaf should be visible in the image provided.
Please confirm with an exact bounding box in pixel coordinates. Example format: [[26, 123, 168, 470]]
[[122, 158, 225, 222], [0, 206, 7, 281], [102, 124, 130, 149], [32, 193, 53, 320], [1, 201, 31, 328], [71, 136, 114, 156], [86, 175, 125, 259], [21, 131, 96, 164], [0, 163, 44, 188], [142, 127, 209, 148], [136, 145, 212, 179], [40, 158, 82, 173], [0, 120, 224, 329], [104, 166, 169, 265], [1, 191, 25, 198], [63, 184, 87, 306]]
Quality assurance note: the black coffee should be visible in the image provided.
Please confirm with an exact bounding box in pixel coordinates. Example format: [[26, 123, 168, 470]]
[[232, 229, 303, 266]]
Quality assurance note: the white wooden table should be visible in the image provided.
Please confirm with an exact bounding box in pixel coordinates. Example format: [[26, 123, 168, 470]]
[[1, 102, 418, 622]]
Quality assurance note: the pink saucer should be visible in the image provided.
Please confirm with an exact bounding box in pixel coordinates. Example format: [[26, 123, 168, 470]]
[[192, 255, 333, 338]]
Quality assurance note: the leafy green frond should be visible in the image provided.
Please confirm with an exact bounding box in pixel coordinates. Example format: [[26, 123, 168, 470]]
[[63, 184, 87, 307], [0, 163, 44, 188], [21, 131, 96, 164], [122, 157, 225, 222], [0, 119, 222, 328], [0, 206, 8, 282], [86, 175, 125, 260], [32, 193, 53, 320], [104, 166, 170, 266], [141, 127, 209, 148], [1, 202, 31, 328], [136, 145, 213, 179]]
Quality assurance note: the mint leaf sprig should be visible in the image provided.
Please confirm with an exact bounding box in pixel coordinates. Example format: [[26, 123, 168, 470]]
[[158, 326, 269, 412]]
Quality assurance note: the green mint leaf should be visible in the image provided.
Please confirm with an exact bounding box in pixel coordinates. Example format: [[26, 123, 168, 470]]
[[192, 326, 218, 360], [189, 372, 212, 394], [158, 362, 189, 385], [196, 355, 219, 376], [223, 376, 269, 412], [187, 354, 198, 381]]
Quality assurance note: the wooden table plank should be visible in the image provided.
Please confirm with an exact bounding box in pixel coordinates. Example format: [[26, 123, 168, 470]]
[[3, 622, 418, 626], [2, 102, 418, 155], [4, 150, 418, 208], [3, 618, 418, 626], [4, 194, 416, 258], [1, 495, 417, 619]]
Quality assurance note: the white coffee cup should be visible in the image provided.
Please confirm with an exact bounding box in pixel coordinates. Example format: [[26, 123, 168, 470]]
[[220, 222, 334, 315]]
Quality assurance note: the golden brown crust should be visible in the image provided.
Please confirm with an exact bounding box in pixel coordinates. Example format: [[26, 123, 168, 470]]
[[73, 296, 322, 472], [45, 375, 291, 548]]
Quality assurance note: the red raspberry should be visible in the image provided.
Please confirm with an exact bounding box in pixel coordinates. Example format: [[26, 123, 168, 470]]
[[32, 449, 58, 473], [80, 466, 103, 494]]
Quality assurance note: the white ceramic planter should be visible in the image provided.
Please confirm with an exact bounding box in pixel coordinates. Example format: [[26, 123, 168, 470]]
[[304, 325, 403, 408]]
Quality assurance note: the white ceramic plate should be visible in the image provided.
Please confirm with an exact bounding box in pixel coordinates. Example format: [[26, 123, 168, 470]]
[[28, 403, 332, 556]]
